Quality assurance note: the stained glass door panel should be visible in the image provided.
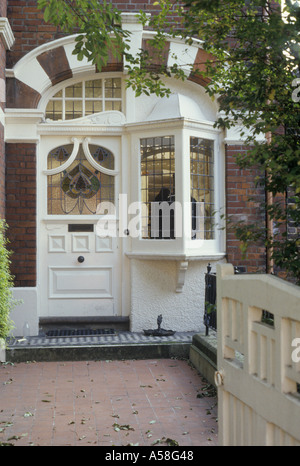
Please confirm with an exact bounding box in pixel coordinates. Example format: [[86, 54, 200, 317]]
[[47, 144, 115, 215]]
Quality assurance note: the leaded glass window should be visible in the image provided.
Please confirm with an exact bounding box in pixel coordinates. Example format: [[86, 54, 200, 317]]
[[140, 136, 175, 239], [47, 143, 115, 215], [45, 78, 122, 121], [190, 137, 214, 239]]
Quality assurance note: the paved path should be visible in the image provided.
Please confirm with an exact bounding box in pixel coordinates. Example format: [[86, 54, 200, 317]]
[[0, 358, 218, 447]]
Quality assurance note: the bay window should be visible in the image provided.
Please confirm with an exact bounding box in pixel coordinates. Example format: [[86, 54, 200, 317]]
[[139, 132, 217, 246]]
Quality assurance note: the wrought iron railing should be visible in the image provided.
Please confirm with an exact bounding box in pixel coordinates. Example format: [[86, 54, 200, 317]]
[[203, 264, 246, 335], [203, 264, 216, 336]]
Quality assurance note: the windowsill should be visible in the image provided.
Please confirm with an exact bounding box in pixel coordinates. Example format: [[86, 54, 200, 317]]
[[126, 250, 226, 293], [41, 216, 115, 223], [126, 252, 225, 261]]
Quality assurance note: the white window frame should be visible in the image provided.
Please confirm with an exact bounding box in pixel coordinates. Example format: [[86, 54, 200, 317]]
[[39, 73, 125, 122], [185, 128, 225, 256]]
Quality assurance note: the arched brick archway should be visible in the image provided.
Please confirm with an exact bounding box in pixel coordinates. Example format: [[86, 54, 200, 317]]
[[6, 21, 211, 111]]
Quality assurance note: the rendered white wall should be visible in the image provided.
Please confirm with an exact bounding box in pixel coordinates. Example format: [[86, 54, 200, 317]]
[[9, 288, 38, 337], [130, 258, 225, 333]]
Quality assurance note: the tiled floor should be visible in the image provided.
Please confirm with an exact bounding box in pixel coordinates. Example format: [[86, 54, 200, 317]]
[[0, 358, 218, 446]]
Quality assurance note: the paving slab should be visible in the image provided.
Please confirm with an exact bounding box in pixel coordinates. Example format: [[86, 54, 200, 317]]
[[0, 358, 218, 447]]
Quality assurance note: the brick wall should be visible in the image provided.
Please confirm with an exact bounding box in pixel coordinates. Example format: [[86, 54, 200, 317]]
[[5, 143, 36, 287], [226, 145, 266, 273], [7, 0, 62, 68]]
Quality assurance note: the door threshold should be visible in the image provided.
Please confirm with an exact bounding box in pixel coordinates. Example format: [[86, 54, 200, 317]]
[[39, 316, 130, 333], [45, 328, 116, 337]]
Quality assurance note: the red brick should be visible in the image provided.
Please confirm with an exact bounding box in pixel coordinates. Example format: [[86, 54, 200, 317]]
[[5, 142, 36, 287], [225, 144, 266, 272]]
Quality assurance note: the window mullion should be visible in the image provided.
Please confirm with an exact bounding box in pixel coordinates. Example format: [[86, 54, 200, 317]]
[[82, 81, 86, 117], [103, 79, 106, 112], [62, 88, 66, 120]]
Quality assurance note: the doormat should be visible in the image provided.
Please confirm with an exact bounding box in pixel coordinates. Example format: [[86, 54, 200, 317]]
[[45, 328, 116, 337]]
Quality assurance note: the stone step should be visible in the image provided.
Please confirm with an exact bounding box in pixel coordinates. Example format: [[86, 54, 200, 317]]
[[6, 331, 194, 363]]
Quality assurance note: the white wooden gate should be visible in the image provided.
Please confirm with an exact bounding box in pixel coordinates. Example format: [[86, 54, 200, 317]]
[[215, 264, 300, 446]]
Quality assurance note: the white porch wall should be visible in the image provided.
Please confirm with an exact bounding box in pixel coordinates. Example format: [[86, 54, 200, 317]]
[[9, 288, 38, 337], [130, 258, 225, 332]]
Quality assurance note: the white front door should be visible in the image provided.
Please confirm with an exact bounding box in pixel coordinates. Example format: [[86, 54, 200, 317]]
[[38, 136, 121, 319]]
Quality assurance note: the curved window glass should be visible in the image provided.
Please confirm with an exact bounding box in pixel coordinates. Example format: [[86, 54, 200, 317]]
[[190, 137, 214, 239], [45, 78, 122, 121]]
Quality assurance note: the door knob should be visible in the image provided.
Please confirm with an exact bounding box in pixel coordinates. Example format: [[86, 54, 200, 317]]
[[77, 256, 85, 263]]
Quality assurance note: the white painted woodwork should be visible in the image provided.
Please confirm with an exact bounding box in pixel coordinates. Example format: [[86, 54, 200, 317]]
[[216, 264, 300, 446]]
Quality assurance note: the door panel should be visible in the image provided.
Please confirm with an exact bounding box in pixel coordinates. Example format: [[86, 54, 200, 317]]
[[49, 267, 113, 298], [40, 222, 120, 318]]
